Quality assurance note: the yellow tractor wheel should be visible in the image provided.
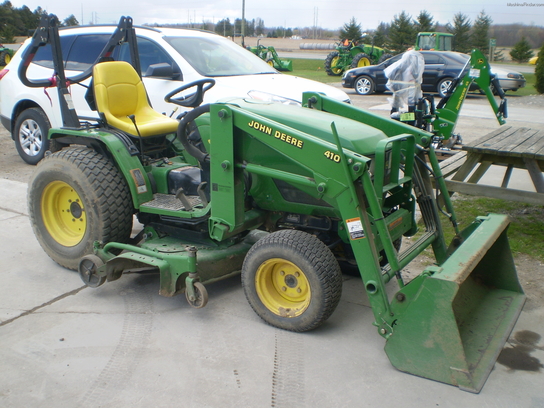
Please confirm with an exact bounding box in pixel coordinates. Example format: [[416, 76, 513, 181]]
[[28, 147, 133, 270], [242, 229, 342, 332]]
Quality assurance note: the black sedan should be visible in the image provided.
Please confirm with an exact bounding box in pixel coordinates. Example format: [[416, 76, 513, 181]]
[[341, 50, 525, 97]]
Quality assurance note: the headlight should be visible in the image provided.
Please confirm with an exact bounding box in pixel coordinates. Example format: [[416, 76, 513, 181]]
[[247, 90, 300, 106], [507, 73, 524, 79], [342, 69, 355, 79]]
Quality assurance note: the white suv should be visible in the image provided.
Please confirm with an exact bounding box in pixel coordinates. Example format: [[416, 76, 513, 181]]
[[0, 24, 349, 164]]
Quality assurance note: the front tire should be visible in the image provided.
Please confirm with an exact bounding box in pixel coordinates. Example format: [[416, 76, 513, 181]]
[[242, 229, 342, 332], [14, 108, 60, 165], [355, 75, 375, 95], [28, 146, 133, 270]]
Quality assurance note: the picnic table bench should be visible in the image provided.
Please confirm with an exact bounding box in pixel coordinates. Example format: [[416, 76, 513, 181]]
[[438, 126, 544, 205]]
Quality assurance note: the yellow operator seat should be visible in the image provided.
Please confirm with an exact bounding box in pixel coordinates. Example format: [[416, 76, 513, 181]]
[[92, 61, 178, 136]]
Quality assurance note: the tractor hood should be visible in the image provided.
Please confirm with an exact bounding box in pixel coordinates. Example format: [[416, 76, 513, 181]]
[[219, 97, 387, 156]]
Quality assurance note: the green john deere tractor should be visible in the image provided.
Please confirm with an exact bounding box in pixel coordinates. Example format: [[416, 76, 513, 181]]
[[415, 32, 454, 51], [0, 44, 14, 66], [24, 15, 525, 393], [247, 40, 293, 71], [324, 40, 393, 76]]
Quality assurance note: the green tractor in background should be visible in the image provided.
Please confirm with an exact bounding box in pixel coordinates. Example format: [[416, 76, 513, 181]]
[[324, 40, 393, 76], [247, 40, 293, 71], [0, 44, 14, 66], [414, 32, 454, 51]]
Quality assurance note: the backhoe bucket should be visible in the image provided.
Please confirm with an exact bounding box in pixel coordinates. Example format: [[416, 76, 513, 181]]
[[385, 214, 525, 393]]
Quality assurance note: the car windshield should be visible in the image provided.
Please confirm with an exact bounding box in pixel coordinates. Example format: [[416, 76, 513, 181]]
[[164, 35, 277, 77]]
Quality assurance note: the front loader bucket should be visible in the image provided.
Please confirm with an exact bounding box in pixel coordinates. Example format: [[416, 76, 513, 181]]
[[277, 59, 293, 71], [385, 213, 525, 393]]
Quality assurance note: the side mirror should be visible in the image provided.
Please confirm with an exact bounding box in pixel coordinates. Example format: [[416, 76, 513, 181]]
[[145, 62, 182, 80]]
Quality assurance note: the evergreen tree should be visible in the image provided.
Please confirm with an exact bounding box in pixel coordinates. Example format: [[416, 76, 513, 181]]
[[534, 43, 544, 94], [215, 18, 233, 37], [0, 24, 14, 42], [448, 12, 471, 53], [372, 22, 389, 48], [472, 10, 492, 54], [339, 17, 363, 43], [62, 14, 79, 27], [509, 37, 534, 63], [387, 11, 416, 52], [415, 10, 435, 33]]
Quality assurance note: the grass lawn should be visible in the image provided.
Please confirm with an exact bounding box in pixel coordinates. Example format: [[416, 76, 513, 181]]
[[283, 58, 341, 83], [442, 196, 544, 262]]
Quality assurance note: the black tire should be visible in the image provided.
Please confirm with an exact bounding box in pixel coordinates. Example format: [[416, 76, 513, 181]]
[[0, 50, 12, 66], [437, 78, 454, 98], [378, 53, 394, 64], [14, 107, 61, 165], [351, 53, 371, 69], [28, 146, 133, 270], [265, 58, 275, 67], [354, 75, 375, 95], [324, 51, 343, 76], [242, 229, 342, 332]]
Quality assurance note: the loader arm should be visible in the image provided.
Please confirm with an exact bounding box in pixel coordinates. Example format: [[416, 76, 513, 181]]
[[433, 49, 507, 140]]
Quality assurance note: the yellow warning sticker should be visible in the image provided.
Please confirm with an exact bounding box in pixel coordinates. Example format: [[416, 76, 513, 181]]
[[346, 217, 365, 240]]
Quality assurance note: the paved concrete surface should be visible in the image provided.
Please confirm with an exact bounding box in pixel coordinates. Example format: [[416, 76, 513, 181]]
[[1, 177, 544, 407]]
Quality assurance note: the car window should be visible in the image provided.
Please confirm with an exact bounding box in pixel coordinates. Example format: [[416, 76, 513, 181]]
[[65, 34, 110, 71], [164, 35, 276, 77], [114, 37, 177, 76], [422, 54, 444, 65], [31, 35, 76, 69]]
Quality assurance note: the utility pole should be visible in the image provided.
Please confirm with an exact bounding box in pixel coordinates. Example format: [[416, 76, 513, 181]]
[[313, 7, 318, 39], [241, 0, 246, 47]]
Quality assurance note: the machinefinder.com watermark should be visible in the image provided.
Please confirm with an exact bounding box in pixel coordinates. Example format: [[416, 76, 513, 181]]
[[507, 2, 544, 5]]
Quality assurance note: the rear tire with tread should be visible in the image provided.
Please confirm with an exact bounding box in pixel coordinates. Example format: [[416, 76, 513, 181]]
[[378, 53, 394, 64], [351, 53, 371, 68], [324, 51, 343, 76], [0, 50, 12, 66], [28, 146, 133, 270]]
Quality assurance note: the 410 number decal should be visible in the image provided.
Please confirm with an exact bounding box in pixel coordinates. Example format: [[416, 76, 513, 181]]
[[324, 150, 341, 163]]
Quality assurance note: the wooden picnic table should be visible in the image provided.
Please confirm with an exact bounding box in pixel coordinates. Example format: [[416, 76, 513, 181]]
[[438, 126, 544, 205]]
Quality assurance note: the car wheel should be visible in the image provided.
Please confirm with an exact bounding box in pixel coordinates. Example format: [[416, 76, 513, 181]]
[[355, 75, 375, 95], [14, 108, 60, 165], [437, 78, 454, 98]]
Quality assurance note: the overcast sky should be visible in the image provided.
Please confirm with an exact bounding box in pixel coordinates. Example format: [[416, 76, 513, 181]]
[[9, 0, 544, 29]]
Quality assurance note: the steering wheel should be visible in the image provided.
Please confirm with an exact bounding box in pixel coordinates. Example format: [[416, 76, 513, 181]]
[[164, 79, 216, 108]]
